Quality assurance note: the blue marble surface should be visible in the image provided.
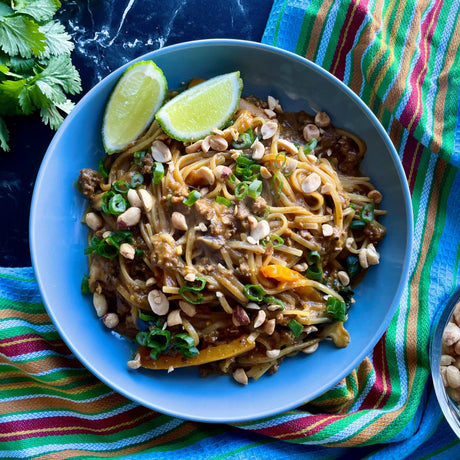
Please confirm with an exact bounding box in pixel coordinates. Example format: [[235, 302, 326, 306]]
[[0, 0, 273, 266]]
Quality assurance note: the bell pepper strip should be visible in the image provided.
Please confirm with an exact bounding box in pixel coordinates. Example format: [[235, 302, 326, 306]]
[[260, 264, 306, 283], [260, 264, 345, 302], [138, 335, 256, 369]]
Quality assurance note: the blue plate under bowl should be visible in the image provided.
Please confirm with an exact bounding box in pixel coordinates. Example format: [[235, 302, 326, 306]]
[[30, 39, 413, 423]]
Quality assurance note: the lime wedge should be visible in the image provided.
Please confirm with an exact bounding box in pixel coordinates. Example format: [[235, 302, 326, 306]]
[[102, 61, 167, 153], [155, 71, 243, 142]]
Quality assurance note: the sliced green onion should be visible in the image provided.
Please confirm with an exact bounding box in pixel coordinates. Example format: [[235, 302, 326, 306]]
[[101, 191, 114, 214], [304, 138, 318, 154], [274, 152, 287, 169], [136, 331, 149, 347], [288, 319, 303, 338], [231, 128, 255, 149], [108, 193, 127, 215], [350, 220, 366, 230], [345, 255, 361, 278], [360, 203, 375, 223], [186, 277, 207, 292], [227, 173, 237, 184], [98, 159, 108, 178], [326, 297, 347, 322], [152, 162, 165, 185], [149, 346, 162, 360], [263, 296, 285, 310], [248, 179, 263, 199], [179, 286, 203, 304], [235, 154, 254, 167], [307, 250, 321, 264], [113, 180, 130, 194], [133, 150, 146, 166], [270, 235, 284, 248], [174, 333, 199, 358], [130, 173, 144, 188], [135, 248, 144, 257], [174, 333, 195, 349], [184, 190, 201, 206], [243, 284, 266, 302], [306, 265, 323, 280], [349, 203, 356, 210], [138, 310, 157, 322], [147, 328, 171, 351], [235, 182, 248, 199], [271, 173, 283, 199], [80, 274, 90, 295], [216, 196, 232, 207]]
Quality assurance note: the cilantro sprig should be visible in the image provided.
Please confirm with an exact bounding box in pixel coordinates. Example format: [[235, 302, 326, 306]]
[[0, 0, 82, 151]]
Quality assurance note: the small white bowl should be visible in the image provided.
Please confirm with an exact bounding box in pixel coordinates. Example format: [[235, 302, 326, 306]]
[[430, 285, 460, 438]]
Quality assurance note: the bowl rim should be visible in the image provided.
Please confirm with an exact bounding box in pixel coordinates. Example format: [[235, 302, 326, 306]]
[[430, 285, 460, 438], [29, 38, 414, 422]]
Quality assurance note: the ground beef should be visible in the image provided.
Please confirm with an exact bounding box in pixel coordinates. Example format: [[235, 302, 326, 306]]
[[363, 220, 386, 243], [252, 196, 268, 215], [150, 233, 181, 270], [141, 153, 154, 174], [78, 168, 100, 198], [195, 199, 216, 221]]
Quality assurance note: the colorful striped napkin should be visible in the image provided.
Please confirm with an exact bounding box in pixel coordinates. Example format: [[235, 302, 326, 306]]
[[1, 0, 460, 458]]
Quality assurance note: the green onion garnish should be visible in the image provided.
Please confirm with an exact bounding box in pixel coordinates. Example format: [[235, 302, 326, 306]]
[[326, 297, 347, 322], [80, 274, 90, 295], [136, 331, 149, 347], [108, 193, 128, 215], [350, 220, 366, 230], [306, 265, 323, 280], [307, 250, 321, 264], [101, 191, 114, 214], [235, 153, 255, 167], [360, 203, 375, 223], [231, 128, 255, 149], [216, 196, 232, 207], [186, 277, 207, 292], [304, 138, 318, 154], [179, 286, 203, 304], [84, 230, 132, 259], [227, 173, 237, 184], [288, 319, 303, 338], [147, 328, 171, 351], [248, 179, 263, 199], [98, 159, 108, 178], [152, 162, 165, 185], [235, 182, 248, 199], [138, 310, 157, 322], [274, 152, 287, 169], [345, 255, 362, 278], [113, 180, 130, 194], [130, 173, 144, 188], [174, 333, 199, 358], [184, 190, 201, 206], [263, 296, 285, 310], [269, 235, 284, 248], [243, 284, 266, 302], [133, 150, 146, 166], [271, 174, 283, 199]]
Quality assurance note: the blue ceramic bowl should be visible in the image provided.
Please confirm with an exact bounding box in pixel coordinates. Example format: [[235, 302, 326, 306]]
[[30, 39, 413, 422]]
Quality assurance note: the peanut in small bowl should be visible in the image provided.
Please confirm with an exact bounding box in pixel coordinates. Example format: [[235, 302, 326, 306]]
[[430, 286, 460, 438]]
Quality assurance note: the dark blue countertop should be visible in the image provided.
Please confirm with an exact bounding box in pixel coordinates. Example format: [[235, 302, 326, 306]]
[[0, 0, 273, 266]]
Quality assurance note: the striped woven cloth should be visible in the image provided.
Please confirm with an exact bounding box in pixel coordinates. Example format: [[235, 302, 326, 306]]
[[1, 0, 460, 458]]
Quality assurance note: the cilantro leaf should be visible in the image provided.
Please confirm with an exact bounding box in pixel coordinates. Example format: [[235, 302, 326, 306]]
[[0, 116, 10, 151], [13, 0, 61, 23], [40, 20, 73, 57], [0, 15, 46, 58], [38, 54, 82, 95], [40, 103, 64, 129]]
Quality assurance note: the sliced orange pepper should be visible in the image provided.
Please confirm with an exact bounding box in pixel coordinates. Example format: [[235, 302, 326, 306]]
[[259, 264, 306, 283], [139, 335, 255, 370]]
